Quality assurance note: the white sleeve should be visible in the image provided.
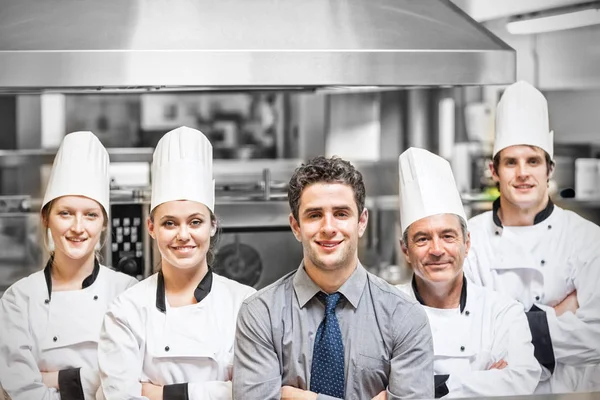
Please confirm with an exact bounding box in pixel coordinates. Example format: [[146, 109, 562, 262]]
[[0, 287, 62, 400], [97, 296, 146, 400], [537, 247, 600, 365], [79, 366, 100, 399], [446, 301, 541, 397], [187, 381, 232, 400]]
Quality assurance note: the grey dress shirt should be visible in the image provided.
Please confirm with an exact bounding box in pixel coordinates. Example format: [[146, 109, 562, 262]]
[[233, 262, 434, 400]]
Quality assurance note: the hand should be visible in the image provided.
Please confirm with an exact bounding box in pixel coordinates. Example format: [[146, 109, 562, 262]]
[[488, 359, 508, 370], [141, 382, 163, 400], [554, 290, 579, 316], [372, 390, 388, 400], [281, 385, 318, 400], [41, 371, 59, 389]]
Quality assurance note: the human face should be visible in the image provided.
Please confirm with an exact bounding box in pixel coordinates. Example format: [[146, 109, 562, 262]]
[[289, 182, 368, 273], [148, 200, 215, 271], [492, 145, 550, 210], [45, 196, 105, 262], [402, 214, 469, 284]]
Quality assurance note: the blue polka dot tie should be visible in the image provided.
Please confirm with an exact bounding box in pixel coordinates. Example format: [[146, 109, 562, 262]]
[[310, 292, 345, 398]]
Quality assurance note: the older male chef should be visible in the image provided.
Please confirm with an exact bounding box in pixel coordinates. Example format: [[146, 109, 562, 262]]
[[465, 81, 600, 393], [396, 147, 541, 398]]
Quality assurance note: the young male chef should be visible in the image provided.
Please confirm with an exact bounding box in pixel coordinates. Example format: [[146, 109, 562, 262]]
[[465, 81, 600, 393]]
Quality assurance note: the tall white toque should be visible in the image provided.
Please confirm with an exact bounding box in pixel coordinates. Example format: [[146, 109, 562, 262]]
[[398, 147, 466, 235], [150, 126, 214, 212], [42, 131, 110, 214], [493, 80, 554, 159]]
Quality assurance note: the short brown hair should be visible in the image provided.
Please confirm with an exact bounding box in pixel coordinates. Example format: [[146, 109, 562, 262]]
[[288, 156, 366, 223], [492, 147, 554, 178]]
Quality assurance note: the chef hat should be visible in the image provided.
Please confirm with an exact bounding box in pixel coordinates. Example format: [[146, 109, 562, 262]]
[[398, 147, 466, 236], [151, 126, 214, 212], [493, 80, 554, 158], [42, 131, 110, 214]]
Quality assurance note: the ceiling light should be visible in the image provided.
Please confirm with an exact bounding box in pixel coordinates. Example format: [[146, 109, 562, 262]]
[[507, 6, 600, 35]]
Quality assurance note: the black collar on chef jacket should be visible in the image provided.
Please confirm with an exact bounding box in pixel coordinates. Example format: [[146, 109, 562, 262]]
[[43, 256, 100, 302], [156, 268, 213, 313], [492, 196, 554, 230], [412, 274, 468, 314]]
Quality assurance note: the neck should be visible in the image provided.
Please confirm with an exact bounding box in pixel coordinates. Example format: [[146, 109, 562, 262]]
[[161, 261, 208, 295], [51, 251, 95, 284], [415, 274, 463, 309], [303, 257, 357, 294], [499, 195, 549, 226]]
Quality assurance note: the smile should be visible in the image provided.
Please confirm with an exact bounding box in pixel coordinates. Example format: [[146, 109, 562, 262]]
[[316, 240, 342, 249], [171, 246, 196, 251], [67, 237, 87, 242], [514, 184, 534, 189]]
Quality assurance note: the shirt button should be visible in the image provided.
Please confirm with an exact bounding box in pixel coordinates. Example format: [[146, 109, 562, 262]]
[[460, 346, 465, 352], [93, 295, 98, 300], [53, 336, 58, 342], [465, 310, 470, 316], [164, 346, 170, 352], [494, 231, 500, 236], [548, 225, 552, 230], [535, 296, 540, 301], [44, 299, 50, 304], [540, 260, 545, 266]]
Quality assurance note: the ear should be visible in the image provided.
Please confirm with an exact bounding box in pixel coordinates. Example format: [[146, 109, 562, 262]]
[[489, 160, 500, 183], [400, 239, 411, 265], [357, 208, 369, 238], [289, 213, 302, 242], [464, 231, 471, 258], [147, 217, 156, 240], [210, 220, 217, 237]]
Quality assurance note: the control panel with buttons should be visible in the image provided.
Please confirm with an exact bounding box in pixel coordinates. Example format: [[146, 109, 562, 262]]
[[108, 203, 151, 280]]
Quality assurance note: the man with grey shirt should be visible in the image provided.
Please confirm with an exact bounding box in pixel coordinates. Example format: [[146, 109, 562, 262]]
[[233, 156, 434, 400]]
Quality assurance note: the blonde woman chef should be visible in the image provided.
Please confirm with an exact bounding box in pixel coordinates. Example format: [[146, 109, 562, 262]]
[[0, 131, 138, 400], [98, 126, 256, 400]]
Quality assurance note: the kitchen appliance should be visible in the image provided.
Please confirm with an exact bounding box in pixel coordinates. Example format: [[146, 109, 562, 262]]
[[107, 201, 152, 280], [0, 0, 514, 93]]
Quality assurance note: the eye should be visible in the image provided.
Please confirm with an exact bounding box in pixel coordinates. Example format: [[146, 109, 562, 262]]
[[162, 220, 176, 228], [190, 219, 203, 226], [308, 213, 320, 219], [58, 210, 70, 217], [529, 159, 540, 165], [335, 211, 349, 218], [87, 212, 99, 218]]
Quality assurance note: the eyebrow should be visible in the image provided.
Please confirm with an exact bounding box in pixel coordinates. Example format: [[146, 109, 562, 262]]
[[302, 205, 353, 215], [159, 213, 206, 222], [411, 228, 459, 240]]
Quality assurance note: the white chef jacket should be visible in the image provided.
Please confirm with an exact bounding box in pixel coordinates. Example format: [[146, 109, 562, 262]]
[[0, 262, 138, 400], [397, 277, 541, 398], [465, 201, 600, 393], [98, 270, 256, 400]]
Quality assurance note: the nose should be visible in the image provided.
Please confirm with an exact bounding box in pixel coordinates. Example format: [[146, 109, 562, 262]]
[[177, 225, 190, 241], [428, 237, 445, 257], [516, 160, 530, 179], [320, 213, 337, 237], [71, 215, 84, 233]]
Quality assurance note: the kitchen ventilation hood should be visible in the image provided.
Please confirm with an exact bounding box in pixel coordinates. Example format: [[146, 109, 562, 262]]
[[0, 0, 515, 93]]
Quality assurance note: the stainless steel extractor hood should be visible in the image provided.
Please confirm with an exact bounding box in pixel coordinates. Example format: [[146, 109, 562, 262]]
[[0, 0, 515, 93]]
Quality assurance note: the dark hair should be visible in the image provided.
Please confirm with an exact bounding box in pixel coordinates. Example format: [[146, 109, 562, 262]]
[[149, 208, 220, 268], [492, 147, 554, 178], [288, 156, 366, 223], [41, 198, 109, 262]]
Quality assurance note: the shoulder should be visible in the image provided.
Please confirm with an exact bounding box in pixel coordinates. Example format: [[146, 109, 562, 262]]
[[212, 273, 257, 302], [367, 271, 418, 307], [99, 265, 139, 291], [242, 269, 295, 307], [468, 282, 524, 315], [467, 210, 493, 232], [108, 273, 156, 311], [1, 270, 46, 304]]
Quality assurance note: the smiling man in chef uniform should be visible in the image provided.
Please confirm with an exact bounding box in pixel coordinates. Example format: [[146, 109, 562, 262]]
[[396, 147, 541, 398], [465, 81, 600, 393]]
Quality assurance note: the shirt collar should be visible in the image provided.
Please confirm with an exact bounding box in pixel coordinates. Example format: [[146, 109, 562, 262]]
[[293, 260, 367, 309], [43, 256, 100, 301], [411, 274, 468, 314], [492, 196, 554, 228], [155, 268, 213, 313]]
